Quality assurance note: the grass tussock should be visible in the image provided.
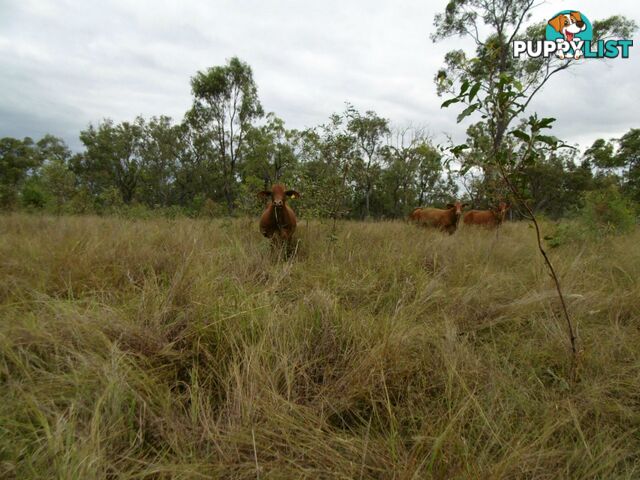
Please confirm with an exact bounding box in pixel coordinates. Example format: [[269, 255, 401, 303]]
[[1, 213, 640, 479]]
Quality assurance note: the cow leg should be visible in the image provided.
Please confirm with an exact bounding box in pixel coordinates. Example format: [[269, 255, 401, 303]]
[[270, 234, 292, 261], [281, 233, 296, 259], [285, 236, 300, 259]]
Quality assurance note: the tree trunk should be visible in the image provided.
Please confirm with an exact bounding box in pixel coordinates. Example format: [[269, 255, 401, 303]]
[[365, 187, 370, 219], [224, 181, 234, 215]]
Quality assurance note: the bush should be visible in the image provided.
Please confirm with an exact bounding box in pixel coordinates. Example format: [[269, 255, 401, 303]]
[[544, 220, 588, 248], [66, 188, 95, 214], [546, 187, 636, 248], [580, 186, 636, 235], [20, 179, 47, 210], [199, 198, 226, 218], [95, 187, 125, 215], [160, 205, 189, 219], [115, 202, 154, 220], [236, 176, 266, 217]]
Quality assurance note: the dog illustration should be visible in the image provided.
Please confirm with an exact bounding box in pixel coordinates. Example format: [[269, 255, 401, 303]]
[[548, 11, 586, 59]]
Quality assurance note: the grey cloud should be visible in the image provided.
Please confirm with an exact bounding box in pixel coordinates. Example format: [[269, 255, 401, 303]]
[[0, 0, 638, 153]]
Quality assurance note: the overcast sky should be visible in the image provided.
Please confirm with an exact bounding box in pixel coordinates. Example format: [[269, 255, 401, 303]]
[[1, 0, 638, 152]]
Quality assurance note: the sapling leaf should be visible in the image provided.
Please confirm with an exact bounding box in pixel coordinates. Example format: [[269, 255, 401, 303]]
[[511, 130, 531, 142], [456, 104, 479, 123]]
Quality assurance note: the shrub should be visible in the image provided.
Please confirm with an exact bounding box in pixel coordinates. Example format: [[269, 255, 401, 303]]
[[581, 185, 636, 236], [544, 220, 588, 248], [116, 202, 154, 220], [160, 205, 188, 219], [20, 178, 47, 210], [236, 176, 265, 217], [95, 187, 125, 215], [66, 188, 95, 214], [199, 198, 226, 218]]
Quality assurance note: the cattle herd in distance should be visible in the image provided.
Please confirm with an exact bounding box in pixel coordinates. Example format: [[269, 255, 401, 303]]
[[258, 184, 510, 247]]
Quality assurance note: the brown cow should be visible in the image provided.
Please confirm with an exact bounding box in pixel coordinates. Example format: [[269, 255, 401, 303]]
[[410, 201, 468, 235], [258, 184, 300, 243], [408, 207, 423, 222], [463, 202, 509, 228]]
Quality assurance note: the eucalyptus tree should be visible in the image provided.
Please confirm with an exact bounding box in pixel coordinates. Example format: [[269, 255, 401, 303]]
[[0, 136, 39, 209], [297, 113, 357, 224], [187, 57, 264, 214], [242, 113, 298, 188], [137, 116, 184, 207], [36, 135, 75, 212], [78, 118, 144, 204], [346, 106, 390, 218], [586, 129, 640, 202]]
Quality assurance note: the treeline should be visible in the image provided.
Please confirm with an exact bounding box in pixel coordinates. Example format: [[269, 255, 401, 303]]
[[1, 57, 639, 220]]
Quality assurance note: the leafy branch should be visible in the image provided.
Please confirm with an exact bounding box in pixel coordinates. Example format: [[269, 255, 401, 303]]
[[443, 82, 578, 377]]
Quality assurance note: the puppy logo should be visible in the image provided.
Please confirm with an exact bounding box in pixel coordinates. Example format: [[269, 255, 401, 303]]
[[545, 10, 592, 59], [548, 11, 586, 58], [514, 11, 632, 60]]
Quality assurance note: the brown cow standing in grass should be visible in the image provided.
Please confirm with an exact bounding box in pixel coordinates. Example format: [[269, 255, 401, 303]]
[[410, 201, 468, 235], [258, 184, 300, 247], [408, 207, 423, 223], [463, 202, 509, 228]]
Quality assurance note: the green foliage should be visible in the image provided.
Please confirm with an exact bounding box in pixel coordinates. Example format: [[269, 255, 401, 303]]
[[296, 114, 355, 221], [158, 205, 189, 220], [581, 186, 636, 236], [586, 129, 640, 203], [2, 54, 638, 222], [617, 129, 640, 202], [544, 220, 589, 248], [236, 176, 266, 217], [517, 152, 596, 219], [0, 136, 40, 209], [546, 186, 637, 247], [78, 118, 144, 204], [584, 138, 619, 170], [66, 188, 94, 214], [188, 56, 264, 214], [20, 177, 47, 210], [592, 15, 638, 41], [199, 197, 227, 219], [137, 116, 185, 208], [96, 186, 125, 214], [345, 105, 390, 218], [41, 160, 77, 212], [242, 113, 298, 187]]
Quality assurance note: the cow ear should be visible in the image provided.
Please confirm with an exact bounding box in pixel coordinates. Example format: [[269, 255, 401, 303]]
[[285, 190, 300, 200], [446, 203, 455, 209], [257, 191, 272, 199], [462, 203, 469, 208]]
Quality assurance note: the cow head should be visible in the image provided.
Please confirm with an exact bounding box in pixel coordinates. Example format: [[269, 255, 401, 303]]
[[493, 202, 509, 223], [257, 184, 300, 209], [446, 201, 469, 224]]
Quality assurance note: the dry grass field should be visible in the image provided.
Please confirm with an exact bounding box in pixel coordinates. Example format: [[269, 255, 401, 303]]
[[1, 214, 639, 479]]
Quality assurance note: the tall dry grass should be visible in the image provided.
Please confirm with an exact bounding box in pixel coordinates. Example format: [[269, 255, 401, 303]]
[[1, 214, 639, 479]]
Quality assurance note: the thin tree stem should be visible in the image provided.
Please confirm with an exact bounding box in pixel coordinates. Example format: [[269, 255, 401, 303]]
[[496, 161, 578, 365]]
